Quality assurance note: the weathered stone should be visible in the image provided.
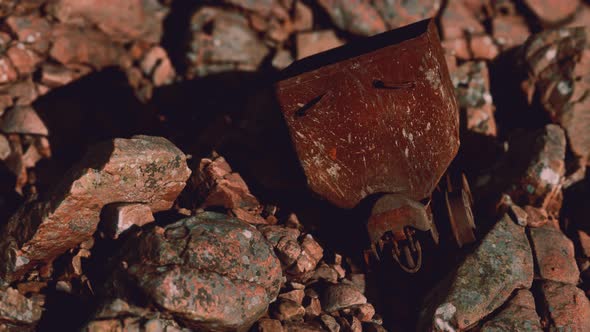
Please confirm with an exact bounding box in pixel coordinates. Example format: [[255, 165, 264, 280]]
[[0, 287, 42, 327], [440, 0, 485, 41], [480, 289, 542, 332], [451, 61, 496, 136], [492, 14, 530, 50], [276, 236, 302, 266], [524, 0, 579, 25], [6, 44, 42, 76], [540, 281, 590, 331], [5, 14, 52, 54], [186, 7, 269, 78], [40, 63, 85, 88], [0, 135, 190, 283], [140, 46, 176, 87], [322, 284, 367, 313], [373, 0, 441, 31], [422, 214, 534, 331], [470, 35, 499, 60], [524, 205, 549, 227], [304, 292, 322, 318], [283, 321, 325, 332], [257, 318, 284, 332], [116, 212, 283, 331], [48, 0, 168, 43], [320, 314, 340, 332], [0, 56, 18, 84], [520, 27, 590, 159], [101, 203, 155, 239], [316, 0, 385, 36], [0, 106, 48, 136], [503, 125, 566, 209], [194, 156, 260, 210], [353, 303, 375, 322], [296, 30, 343, 60], [279, 289, 305, 305], [530, 225, 579, 284], [50, 24, 128, 70], [272, 298, 306, 322]]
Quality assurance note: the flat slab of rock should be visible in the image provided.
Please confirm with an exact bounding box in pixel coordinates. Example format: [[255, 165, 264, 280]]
[[115, 212, 283, 331], [0, 135, 191, 283], [529, 225, 579, 284], [480, 289, 542, 332], [421, 215, 534, 331], [0, 287, 42, 329], [540, 281, 590, 331]]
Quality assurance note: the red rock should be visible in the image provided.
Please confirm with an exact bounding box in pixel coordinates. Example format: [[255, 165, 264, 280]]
[[48, 0, 168, 43], [116, 212, 283, 331], [6, 43, 42, 76], [140, 46, 176, 87], [0, 56, 18, 84], [440, 0, 485, 40], [283, 322, 325, 332], [1, 78, 38, 105], [279, 289, 305, 305], [0, 135, 191, 283], [101, 203, 155, 239], [530, 225, 579, 284], [524, 206, 549, 228], [316, 0, 386, 36], [258, 318, 284, 332], [50, 24, 128, 70], [524, 0, 579, 25], [194, 156, 260, 210], [442, 38, 471, 60], [492, 15, 530, 50], [0, 134, 10, 160], [322, 284, 367, 313], [40, 63, 84, 88], [5, 14, 52, 54], [480, 289, 542, 332], [296, 30, 343, 60], [276, 235, 302, 266], [0, 106, 48, 136], [353, 303, 375, 322], [320, 314, 340, 332], [186, 7, 269, 77], [272, 298, 306, 322], [293, 1, 313, 32], [470, 35, 499, 60], [372, 0, 441, 31], [540, 281, 590, 331], [0, 287, 42, 328]]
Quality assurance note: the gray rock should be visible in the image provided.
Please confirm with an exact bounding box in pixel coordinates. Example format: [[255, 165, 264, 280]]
[[480, 290, 542, 332]]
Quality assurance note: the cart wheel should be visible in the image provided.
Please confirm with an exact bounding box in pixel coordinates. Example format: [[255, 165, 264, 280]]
[[445, 174, 476, 247]]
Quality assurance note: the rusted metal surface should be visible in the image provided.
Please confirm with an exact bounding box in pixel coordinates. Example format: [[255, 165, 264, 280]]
[[274, 19, 459, 210]]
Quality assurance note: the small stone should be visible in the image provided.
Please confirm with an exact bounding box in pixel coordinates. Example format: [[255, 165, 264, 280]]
[[524, 206, 549, 227], [320, 314, 340, 332], [283, 322, 325, 332], [304, 295, 322, 319], [272, 298, 305, 322], [440, 0, 485, 40], [492, 15, 530, 50], [322, 284, 367, 313], [316, 0, 385, 36], [296, 30, 343, 60], [0, 56, 18, 84], [232, 208, 268, 225], [279, 289, 305, 305], [470, 35, 499, 60], [140, 46, 176, 87], [0, 134, 10, 160], [5, 14, 52, 54], [353, 303, 375, 322], [524, 0, 579, 25], [540, 281, 590, 331], [348, 274, 366, 294], [298, 263, 339, 284], [530, 225, 579, 284], [0, 287, 42, 326], [421, 214, 534, 331], [40, 63, 81, 88], [272, 49, 294, 70], [258, 318, 284, 332], [6, 44, 42, 76], [480, 289, 542, 332], [0, 106, 48, 136], [101, 203, 155, 239], [508, 205, 528, 226]]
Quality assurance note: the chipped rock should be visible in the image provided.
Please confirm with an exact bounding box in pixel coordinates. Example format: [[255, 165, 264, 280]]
[[257, 318, 284, 332], [6, 44, 42, 76], [0, 136, 190, 282], [440, 0, 485, 41], [48, 0, 168, 43], [373, 0, 441, 31], [422, 214, 534, 331], [296, 30, 343, 60], [524, 0, 579, 25], [492, 14, 530, 50], [140, 46, 176, 87], [0, 287, 42, 328], [101, 203, 155, 239], [116, 212, 282, 331], [540, 281, 590, 331], [480, 289, 542, 332], [276, 235, 302, 266], [320, 314, 340, 332], [0, 106, 48, 136], [322, 284, 367, 313], [0, 134, 11, 160], [279, 289, 305, 305], [40, 63, 85, 88], [186, 7, 269, 78], [5, 14, 52, 54], [50, 24, 128, 70], [272, 298, 306, 322], [530, 225, 579, 284], [524, 205, 549, 228], [353, 303, 375, 322], [0, 57, 19, 84], [316, 0, 386, 36]]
